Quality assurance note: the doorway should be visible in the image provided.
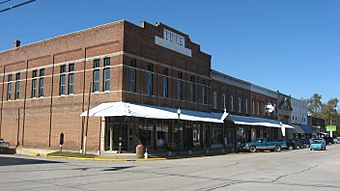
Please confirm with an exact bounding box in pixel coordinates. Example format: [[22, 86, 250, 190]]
[[105, 124, 128, 151]]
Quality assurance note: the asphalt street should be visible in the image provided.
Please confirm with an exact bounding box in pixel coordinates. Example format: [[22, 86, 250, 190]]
[[1, 145, 340, 191]]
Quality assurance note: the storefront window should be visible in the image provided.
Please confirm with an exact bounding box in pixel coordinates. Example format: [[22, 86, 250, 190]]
[[211, 126, 223, 147], [156, 121, 168, 149], [192, 124, 200, 147], [224, 127, 234, 147], [173, 123, 183, 148], [138, 124, 153, 147]]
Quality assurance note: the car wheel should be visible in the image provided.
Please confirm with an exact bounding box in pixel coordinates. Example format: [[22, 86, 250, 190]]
[[310, 148, 313, 151], [249, 146, 256, 153], [288, 146, 293, 151], [328, 142, 332, 146], [274, 146, 281, 152]]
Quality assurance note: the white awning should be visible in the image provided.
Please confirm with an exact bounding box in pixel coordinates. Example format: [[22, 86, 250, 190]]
[[283, 124, 295, 129], [228, 115, 282, 128], [81, 101, 225, 123]]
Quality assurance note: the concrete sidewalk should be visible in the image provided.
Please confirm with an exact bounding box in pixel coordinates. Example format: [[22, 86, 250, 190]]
[[15, 147, 58, 157], [15, 147, 166, 161]]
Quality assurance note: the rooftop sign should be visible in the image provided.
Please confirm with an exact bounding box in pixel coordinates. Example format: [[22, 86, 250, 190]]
[[155, 29, 192, 57]]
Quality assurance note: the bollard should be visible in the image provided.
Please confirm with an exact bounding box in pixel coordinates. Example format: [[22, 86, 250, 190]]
[[144, 147, 149, 159]]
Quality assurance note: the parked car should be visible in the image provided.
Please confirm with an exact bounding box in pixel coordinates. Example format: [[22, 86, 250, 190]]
[[334, 137, 340, 144], [322, 137, 334, 146], [286, 139, 304, 150], [310, 138, 326, 151], [300, 139, 311, 148], [243, 138, 286, 153], [0, 139, 10, 153]]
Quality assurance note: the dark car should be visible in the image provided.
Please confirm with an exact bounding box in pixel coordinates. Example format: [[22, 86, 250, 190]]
[[0, 139, 10, 153], [300, 139, 311, 148], [323, 137, 334, 146], [286, 139, 304, 150]]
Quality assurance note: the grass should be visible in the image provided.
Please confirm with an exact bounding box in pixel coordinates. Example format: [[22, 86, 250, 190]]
[[47, 151, 97, 158]]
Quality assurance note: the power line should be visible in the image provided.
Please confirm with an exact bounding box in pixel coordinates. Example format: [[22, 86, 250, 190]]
[[0, 0, 12, 5], [0, 0, 35, 13]]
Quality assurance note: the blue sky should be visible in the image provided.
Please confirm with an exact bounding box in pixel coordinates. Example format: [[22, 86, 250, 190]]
[[1, 0, 339, 103]]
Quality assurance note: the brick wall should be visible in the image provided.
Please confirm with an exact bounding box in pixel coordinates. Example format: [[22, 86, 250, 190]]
[[0, 21, 125, 151]]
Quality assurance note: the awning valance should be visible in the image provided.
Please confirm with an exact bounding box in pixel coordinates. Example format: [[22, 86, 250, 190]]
[[300, 124, 313, 134], [80, 101, 225, 124], [293, 124, 312, 134], [293, 124, 305, 134], [228, 115, 282, 128]]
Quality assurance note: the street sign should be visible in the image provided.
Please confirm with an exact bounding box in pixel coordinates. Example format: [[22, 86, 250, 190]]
[[326, 125, 336, 132]]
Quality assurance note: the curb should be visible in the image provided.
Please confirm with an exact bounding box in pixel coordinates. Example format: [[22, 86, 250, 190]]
[[45, 155, 167, 162]]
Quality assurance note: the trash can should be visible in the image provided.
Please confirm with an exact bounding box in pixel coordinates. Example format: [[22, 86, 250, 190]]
[[136, 144, 144, 158]]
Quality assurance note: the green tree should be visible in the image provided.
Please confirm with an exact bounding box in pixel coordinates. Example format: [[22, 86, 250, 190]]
[[321, 98, 339, 126], [306, 93, 323, 115]]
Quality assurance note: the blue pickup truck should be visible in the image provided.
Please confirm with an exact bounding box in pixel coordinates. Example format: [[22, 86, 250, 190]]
[[243, 138, 286, 153]]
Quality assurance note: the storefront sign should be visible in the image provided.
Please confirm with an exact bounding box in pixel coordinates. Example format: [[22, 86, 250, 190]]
[[155, 28, 192, 57], [326, 125, 336, 132]]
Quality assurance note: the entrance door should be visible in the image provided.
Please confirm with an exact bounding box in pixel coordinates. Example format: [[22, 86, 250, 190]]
[[105, 124, 128, 151], [113, 125, 128, 151]]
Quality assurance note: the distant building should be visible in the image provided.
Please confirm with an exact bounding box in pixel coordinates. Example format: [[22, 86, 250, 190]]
[[291, 98, 312, 138], [308, 115, 326, 137]]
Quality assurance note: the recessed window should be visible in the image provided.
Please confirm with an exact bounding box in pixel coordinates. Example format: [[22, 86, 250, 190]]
[[202, 86, 208, 104], [38, 69, 44, 97], [7, 74, 12, 100], [162, 68, 168, 97], [190, 76, 195, 102], [31, 70, 37, 98], [103, 58, 110, 91], [222, 94, 226, 110], [92, 59, 100, 92], [177, 72, 183, 100], [59, 65, 66, 95], [68, 63, 75, 95], [14, 73, 20, 100], [238, 97, 242, 113], [128, 59, 136, 92], [146, 64, 153, 96], [212, 91, 217, 109], [252, 99, 255, 114], [230, 96, 234, 112]]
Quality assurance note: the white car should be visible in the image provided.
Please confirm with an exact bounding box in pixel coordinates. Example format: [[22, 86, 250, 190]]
[[334, 137, 340, 144]]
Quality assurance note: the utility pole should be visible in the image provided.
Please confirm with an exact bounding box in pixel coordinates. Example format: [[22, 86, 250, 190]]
[[82, 82, 92, 155]]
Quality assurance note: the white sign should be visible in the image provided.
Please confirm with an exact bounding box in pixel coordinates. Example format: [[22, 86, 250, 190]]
[[155, 29, 192, 57], [265, 103, 276, 113]]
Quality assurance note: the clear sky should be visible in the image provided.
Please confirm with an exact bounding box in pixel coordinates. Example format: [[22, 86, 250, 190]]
[[1, 0, 339, 103]]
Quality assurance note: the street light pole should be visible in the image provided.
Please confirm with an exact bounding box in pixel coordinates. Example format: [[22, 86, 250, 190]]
[[177, 108, 181, 151]]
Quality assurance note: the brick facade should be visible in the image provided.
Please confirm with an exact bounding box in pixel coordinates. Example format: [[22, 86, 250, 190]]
[[0, 20, 278, 152]]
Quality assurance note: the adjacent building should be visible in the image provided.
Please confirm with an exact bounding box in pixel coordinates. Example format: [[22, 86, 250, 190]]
[[291, 97, 312, 138]]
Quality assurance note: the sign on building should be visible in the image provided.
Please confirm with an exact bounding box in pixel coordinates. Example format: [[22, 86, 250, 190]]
[[155, 28, 192, 57]]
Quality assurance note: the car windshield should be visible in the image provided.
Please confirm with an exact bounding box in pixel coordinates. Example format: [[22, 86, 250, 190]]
[[312, 140, 323, 144]]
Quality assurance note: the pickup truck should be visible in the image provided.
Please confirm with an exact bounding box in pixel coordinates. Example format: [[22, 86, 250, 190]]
[[243, 138, 286, 153]]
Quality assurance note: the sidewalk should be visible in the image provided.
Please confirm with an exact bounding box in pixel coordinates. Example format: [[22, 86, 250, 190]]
[[16, 147, 58, 157], [15, 147, 166, 161]]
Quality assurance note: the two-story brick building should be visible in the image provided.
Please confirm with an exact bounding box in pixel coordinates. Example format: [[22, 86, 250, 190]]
[[0, 20, 291, 154]]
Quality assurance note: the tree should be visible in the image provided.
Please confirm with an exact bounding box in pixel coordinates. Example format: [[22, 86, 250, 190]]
[[321, 98, 339, 126], [306, 93, 323, 114]]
